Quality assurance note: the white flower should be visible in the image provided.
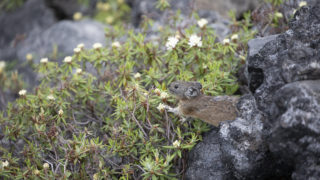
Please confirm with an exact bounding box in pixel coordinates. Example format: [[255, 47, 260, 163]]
[[47, 95, 55, 101], [157, 103, 166, 112], [76, 68, 82, 74], [275, 12, 283, 18], [188, 34, 202, 47], [2, 160, 9, 167], [33, 169, 40, 175], [202, 64, 208, 69], [93, 173, 99, 180], [299, 1, 307, 7], [223, 38, 230, 45], [112, 41, 121, 48], [77, 43, 85, 49], [105, 16, 114, 24], [97, 2, 110, 11], [240, 55, 246, 61], [154, 88, 161, 95], [43, 163, 49, 169], [160, 92, 169, 99], [0, 61, 5, 73], [74, 47, 81, 53], [73, 12, 82, 21], [40, 58, 48, 64], [197, 18, 208, 28], [19, 89, 27, 96], [165, 36, 179, 50], [58, 109, 64, 116], [175, 31, 181, 39], [93, 43, 103, 50], [173, 140, 181, 148], [63, 56, 72, 63], [26, 53, 33, 61], [231, 34, 239, 42], [134, 72, 141, 79]]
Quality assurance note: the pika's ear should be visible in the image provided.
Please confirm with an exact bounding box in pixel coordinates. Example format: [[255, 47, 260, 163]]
[[193, 82, 202, 90], [184, 87, 200, 99]]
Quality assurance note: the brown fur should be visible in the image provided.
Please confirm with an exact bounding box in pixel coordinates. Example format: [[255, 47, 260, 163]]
[[169, 81, 239, 126]]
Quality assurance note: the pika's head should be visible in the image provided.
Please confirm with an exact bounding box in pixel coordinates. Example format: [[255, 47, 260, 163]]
[[168, 81, 202, 100]]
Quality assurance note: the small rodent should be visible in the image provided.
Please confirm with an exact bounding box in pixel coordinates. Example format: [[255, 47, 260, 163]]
[[167, 81, 239, 126]]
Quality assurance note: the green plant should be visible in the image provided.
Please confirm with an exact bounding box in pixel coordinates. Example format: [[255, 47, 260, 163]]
[[94, 0, 131, 25], [0, 0, 25, 11], [0, 8, 256, 179]]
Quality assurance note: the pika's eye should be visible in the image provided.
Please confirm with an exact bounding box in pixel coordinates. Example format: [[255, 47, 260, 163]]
[[174, 84, 179, 89]]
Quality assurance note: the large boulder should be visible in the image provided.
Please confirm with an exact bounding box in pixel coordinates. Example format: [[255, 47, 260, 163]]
[[186, 3, 320, 180], [243, 3, 320, 179], [269, 80, 320, 180], [185, 128, 232, 180], [16, 19, 107, 63], [0, 0, 57, 60]]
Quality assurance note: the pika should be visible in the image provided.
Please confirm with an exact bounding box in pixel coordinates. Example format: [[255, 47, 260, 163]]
[[166, 81, 239, 126]]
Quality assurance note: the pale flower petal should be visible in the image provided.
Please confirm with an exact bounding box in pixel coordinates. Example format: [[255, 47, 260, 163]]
[[40, 58, 48, 64], [188, 34, 202, 47], [63, 56, 72, 63], [173, 140, 180, 148], [157, 103, 166, 112], [299, 1, 307, 7], [93, 43, 103, 50], [165, 36, 179, 50], [197, 18, 208, 28], [112, 41, 121, 48], [19, 89, 27, 96]]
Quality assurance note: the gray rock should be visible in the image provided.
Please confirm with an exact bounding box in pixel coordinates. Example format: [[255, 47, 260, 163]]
[[219, 94, 269, 179], [186, 3, 320, 180], [0, 0, 56, 48], [185, 95, 276, 179], [195, 0, 259, 19], [0, 0, 56, 60], [247, 4, 320, 113], [246, 3, 320, 179], [247, 35, 279, 58], [269, 80, 320, 180], [16, 19, 107, 63], [185, 128, 232, 180]]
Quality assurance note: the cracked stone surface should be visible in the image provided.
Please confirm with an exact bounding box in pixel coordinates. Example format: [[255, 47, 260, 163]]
[[185, 3, 320, 180]]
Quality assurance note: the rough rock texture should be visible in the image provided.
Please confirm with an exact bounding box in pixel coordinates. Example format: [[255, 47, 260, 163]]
[[195, 0, 259, 19], [0, 0, 57, 60], [185, 128, 232, 180], [186, 3, 320, 180], [16, 20, 106, 63], [219, 95, 270, 179], [269, 80, 320, 180], [247, 5, 320, 114]]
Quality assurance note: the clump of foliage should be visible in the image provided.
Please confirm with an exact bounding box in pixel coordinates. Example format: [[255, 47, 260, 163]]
[[254, 0, 306, 35], [0, 0, 25, 11], [94, 0, 131, 25], [0, 7, 256, 180], [0, 61, 25, 110]]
